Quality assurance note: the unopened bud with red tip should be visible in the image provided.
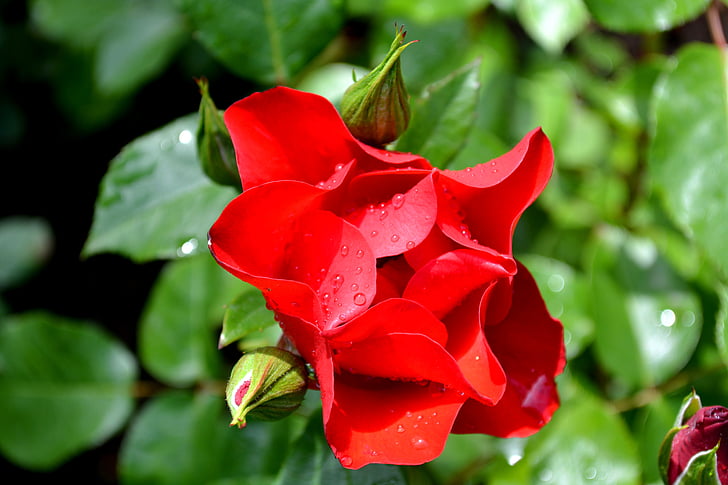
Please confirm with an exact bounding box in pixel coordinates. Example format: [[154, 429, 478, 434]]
[[195, 78, 240, 189], [225, 346, 308, 428], [341, 25, 416, 147]]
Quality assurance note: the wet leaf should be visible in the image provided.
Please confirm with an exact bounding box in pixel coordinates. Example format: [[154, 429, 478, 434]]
[[83, 114, 237, 262]]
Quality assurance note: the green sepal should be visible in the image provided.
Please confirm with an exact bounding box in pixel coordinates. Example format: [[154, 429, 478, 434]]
[[195, 78, 240, 189], [340, 25, 416, 147], [673, 444, 721, 485], [225, 346, 308, 428]]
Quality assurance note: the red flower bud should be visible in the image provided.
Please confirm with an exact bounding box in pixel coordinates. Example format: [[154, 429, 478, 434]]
[[668, 406, 728, 483]]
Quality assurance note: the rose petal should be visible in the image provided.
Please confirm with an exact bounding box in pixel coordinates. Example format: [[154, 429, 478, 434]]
[[451, 263, 565, 437], [437, 128, 554, 254], [324, 298, 447, 346], [224, 87, 362, 190], [358, 142, 432, 168], [208, 181, 326, 321], [403, 249, 516, 319], [284, 210, 377, 330], [344, 173, 438, 258], [371, 256, 414, 305], [440, 287, 506, 406], [325, 377, 465, 469]]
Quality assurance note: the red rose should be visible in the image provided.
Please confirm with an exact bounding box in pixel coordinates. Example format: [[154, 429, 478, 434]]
[[209, 87, 565, 469], [668, 406, 728, 483]]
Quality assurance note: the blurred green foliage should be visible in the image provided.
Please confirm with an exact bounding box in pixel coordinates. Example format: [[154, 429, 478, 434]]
[[2, 0, 728, 483]]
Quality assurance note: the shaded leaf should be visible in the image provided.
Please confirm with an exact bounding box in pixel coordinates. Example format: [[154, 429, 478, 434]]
[[394, 60, 481, 167], [649, 43, 728, 277], [83, 114, 237, 262], [119, 391, 295, 485], [139, 255, 242, 386], [179, 0, 344, 85], [0, 216, 53, 291], [0, 312, 137, 470], [94, 1, 186, 96], [589, 226, 702, 389], [583, 0, 711, 32], [219, 287, 278, 348]]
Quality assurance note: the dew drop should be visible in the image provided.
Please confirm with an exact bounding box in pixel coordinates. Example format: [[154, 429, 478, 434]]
[[340, 245, 349, 257], [351, 283, 359, 291], [340, 456, 353, 467], [338, 314, 347, 321], [392, 193, 405, 209], [411, 438, 428, 450], [378, 209, 388, 220], [353, 293, 367, 306], [397, 424, 406, 433], [406, 240, 416, 250], [355, 266, 363, 275], [356, 249, 365, 258], [178, 129, 193, 144], [391, 234, 400, 243], [370, 230, 378, 238], [335, 163, 345, 171], [332, 274, 344, 292]]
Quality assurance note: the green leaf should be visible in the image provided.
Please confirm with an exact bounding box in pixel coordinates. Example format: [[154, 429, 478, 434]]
[[119, 391, 295, 485], [349, 0, 491, 23], [139, 255, 242, 387], [0, 216, 53, 291], [518, 254, 595, 358], [29, 0, 127, 48], [658, 426, 683, 485], [674, 444, 721, 485], [219, 287, 278, 349], [516, 0, 590, 54], [275, 409, 409, 485], [649, 43, 728, 277], [0, 312, 137, 470], [83, 114, 237, 262], [515, 382, 641, 485], [394, 59, 482, 167], [584, 0, 710, 32], [179, 0, 344, 85], [589, 226, 703, 389], [94, 0, 186, 96]]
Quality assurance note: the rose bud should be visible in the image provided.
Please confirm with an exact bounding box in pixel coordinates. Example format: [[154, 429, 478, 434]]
[[667, 405, 728, 484], [195, 77, 240, 188], [225, 346, 308, 428], [340, 24, 415, 147]]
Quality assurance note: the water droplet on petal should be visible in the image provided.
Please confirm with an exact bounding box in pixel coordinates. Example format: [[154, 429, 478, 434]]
[[332, 274, 344, 292], [391, 234, 400, 242], [335, 163, 345, 171], [397, 424, 406, 433], [355, 266, 363, 275], [406, 240, 416, 250], [340, 245, 349, 257], [353, 293, 367, 306], [392, 193, 405, 209], [340, 456, 353, 467], [370, 230, 378, 238], [356, 249, 365, 258], [411, 438, 428, 450], [379, 209, 388, 220]]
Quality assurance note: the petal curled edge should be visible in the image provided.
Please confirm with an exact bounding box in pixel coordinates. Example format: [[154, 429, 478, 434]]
[[324, 299, 502, 405], [403, 248, 516, 319], [345, 173, 438, 258], [451, 262, 565, 437], [325, 377, 466, 469], [437, 128, 554, 255], [224, 87, 362, 190]]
